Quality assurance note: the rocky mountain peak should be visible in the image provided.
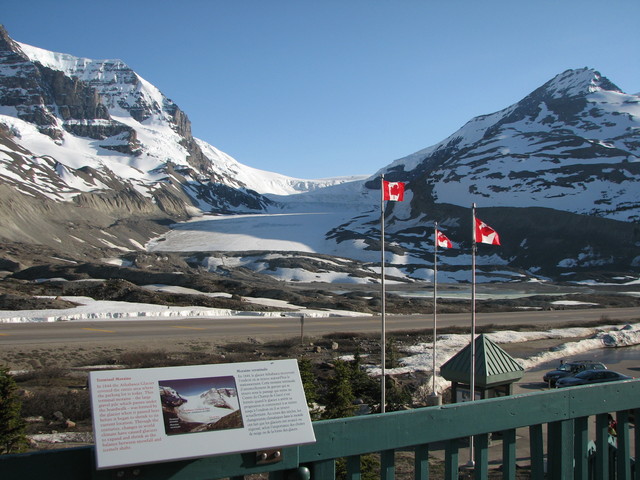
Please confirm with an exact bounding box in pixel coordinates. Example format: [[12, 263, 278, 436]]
[[540, 67, 622, 99], [0, 25, 21, 55]]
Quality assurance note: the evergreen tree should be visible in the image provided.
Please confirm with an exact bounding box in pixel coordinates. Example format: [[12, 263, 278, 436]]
[[385, 338, 399, 369], [323, 360, 356, 419], [349, 349, 379, 405], [0, 366, 28, 454], [298, 358, 318, 406]]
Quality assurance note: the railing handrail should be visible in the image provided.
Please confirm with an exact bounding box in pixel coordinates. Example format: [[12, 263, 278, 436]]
[[2, 380, 639, 479]]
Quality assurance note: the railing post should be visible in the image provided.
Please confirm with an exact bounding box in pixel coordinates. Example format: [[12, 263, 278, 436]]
[[573, 416, 589, 480], [529, 424, 545, 480], [380, 449, 395, 480], [547, 419, 574, 480], [635, 408, 640, 480], [595, 413, 610, 480], [414, 444, 429, 480], [345, 455, 361, 480], [444, 439, 459, 480], [473, 433, 489, 479], [616, 410, 631, 480], [310, 459, 336, 480], [501, 429, 516, 480]]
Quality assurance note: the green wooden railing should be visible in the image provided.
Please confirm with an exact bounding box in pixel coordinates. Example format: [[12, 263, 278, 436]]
[[2, 380, 639, 479]]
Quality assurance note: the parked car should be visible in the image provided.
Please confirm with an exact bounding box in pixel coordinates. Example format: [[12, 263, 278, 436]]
[[555, 370, 632, 388], [543, 360, 606, 387]]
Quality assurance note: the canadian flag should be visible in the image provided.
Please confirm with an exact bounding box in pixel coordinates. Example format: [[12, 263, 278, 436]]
[[383, 181, 405, 201], [475, 218, 501, 245], [435, 229, 452, 249]]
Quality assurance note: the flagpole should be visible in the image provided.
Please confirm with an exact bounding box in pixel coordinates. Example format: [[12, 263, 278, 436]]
[[471, 204, 477, 401], [468, 203, 477, 468], [380, 174, 386, 413], [432, 222, 438, 399]]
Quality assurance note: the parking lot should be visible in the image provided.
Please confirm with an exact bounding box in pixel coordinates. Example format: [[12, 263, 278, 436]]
[[514, 343, 640, 394]]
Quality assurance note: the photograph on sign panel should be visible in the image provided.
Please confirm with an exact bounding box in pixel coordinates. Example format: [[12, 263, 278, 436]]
[[159, 375, 243, 435]]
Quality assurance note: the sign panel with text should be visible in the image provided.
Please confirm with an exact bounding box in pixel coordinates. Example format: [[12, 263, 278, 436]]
[[89, 359, 315, 469]]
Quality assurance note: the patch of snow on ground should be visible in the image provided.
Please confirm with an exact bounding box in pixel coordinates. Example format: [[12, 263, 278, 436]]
[[552, 300, 599, 306], [142, 285, 233, 298], [0, 297, 367, 323]]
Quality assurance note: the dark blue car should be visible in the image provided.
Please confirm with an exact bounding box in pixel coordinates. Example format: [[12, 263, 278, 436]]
[[555, 370, 632, 388], [543, 360, 606, 387]]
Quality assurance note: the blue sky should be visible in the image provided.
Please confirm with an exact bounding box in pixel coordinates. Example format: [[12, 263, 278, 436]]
[[3, 1, 639, 179]]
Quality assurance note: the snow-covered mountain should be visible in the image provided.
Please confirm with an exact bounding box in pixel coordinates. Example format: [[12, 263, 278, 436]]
[[378, 68, 639, 222], [0, 25, 357, 259], [0, 23, 638, 282], [308, 67, 640, 280]]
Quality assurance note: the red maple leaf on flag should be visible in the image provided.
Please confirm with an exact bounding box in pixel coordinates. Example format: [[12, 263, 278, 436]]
[[435, 229, 452, 249], [475, 218, 501, 245], [383, 181, 405, 201]]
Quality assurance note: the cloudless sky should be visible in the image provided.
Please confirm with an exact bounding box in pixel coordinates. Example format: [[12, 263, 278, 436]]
[[3, 1, 639, 179]]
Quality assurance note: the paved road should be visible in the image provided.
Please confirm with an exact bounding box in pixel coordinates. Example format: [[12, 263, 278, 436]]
[[1, 306, 638, 347]]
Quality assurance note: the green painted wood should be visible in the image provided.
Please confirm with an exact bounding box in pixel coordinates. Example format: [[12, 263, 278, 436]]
[[311, 458, 336, 480], [547, 419, 573, 480], [595, 413, 610, 479], [443, 439, 459, 480], [269, 470, 285, 480], [346, 455, 361, 480], [473, 433, 489, 480], [300, 382, 640, 462], [380, 449, 395, 480], [573, 416, 589, 480], [635, 408, 640, 480], [501, 429, 516, 480], [529, 424, 544, 480], [0, 446, 93, 479], [2, 381, 640, 480], [413, 444, 429, 480], [616, 410, 632, 480], [546, 421, 557, 474]]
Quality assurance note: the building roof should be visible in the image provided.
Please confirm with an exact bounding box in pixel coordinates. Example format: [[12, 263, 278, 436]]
[[440, 334, 525, 387]]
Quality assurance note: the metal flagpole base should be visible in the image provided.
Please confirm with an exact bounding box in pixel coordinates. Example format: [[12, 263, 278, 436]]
[[427, 393, 442, 406]]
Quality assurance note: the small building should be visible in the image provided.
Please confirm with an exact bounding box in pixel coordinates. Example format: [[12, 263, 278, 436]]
[[440, 334, 525, 402]]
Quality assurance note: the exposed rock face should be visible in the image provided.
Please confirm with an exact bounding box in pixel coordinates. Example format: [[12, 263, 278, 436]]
[[37, 65, 110, 122]]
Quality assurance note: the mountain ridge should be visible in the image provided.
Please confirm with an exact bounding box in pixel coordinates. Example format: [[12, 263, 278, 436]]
[[0, 24, 638, 286]]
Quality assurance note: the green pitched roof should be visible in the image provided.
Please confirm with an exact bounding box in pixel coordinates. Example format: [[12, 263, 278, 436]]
[[440, 334, 525, 387]]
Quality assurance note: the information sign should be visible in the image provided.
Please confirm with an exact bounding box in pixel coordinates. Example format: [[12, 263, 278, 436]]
[[89, 359, 316, 469]]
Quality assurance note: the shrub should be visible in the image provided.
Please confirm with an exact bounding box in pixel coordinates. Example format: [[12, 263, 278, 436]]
[[21, 388, 91, 422]]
